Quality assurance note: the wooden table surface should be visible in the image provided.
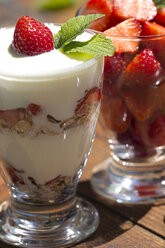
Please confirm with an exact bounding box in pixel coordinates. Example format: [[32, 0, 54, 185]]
[[0, 0, 165, 247]]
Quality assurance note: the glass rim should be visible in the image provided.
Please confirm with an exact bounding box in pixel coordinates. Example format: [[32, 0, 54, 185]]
[[94, 29, 165, 39]]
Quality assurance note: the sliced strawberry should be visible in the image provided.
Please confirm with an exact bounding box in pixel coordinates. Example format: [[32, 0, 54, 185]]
[[154, 8, 165, 26], [0, 109, 20, 126], [104, 19, 142, 53], [12, 16, 54, 56], [75, 87, 101, 116], [122, 49, 162, 87], [142, 22, 165, 68], [27, 103, 41, 115], [148, 114, 165, 146], [142, 21, 165, 35], [122, 86, 158, 121], [113, 0, 157, 22], [82, 0, 115, 31], [101, 96, 131, 133]]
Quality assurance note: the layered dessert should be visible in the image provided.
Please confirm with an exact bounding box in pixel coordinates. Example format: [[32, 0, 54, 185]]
[[80, 0, 165, 162], [0, 22, 103, 203]]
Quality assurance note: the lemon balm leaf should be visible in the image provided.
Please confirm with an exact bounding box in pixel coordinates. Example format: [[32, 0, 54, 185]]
[[63, 34, 115, 57], [54, 14, 104, 49]]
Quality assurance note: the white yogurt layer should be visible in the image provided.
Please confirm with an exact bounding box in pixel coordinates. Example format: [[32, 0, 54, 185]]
[[0, 24, 104, 184]]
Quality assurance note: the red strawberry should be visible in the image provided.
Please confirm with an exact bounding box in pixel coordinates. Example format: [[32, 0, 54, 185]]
[[0, 109, 20, 126], [134, 184, 156, 196], [122, 49, 162, 86], [104, 52, 133, 84], [113, 0, 157, 22], [142, 22, 165, 69], [148, 114, 165, 146], [75, 87, 101, 116], [27, 103, 41, 115], [101, 96, 131, 133], [142, 21, 165, 35], [122, 86, 159, 121], [82, 0, 115, 31], [104, 19, 142, 53], [12, 16, 54, 56], [154, 8, 165, 26]]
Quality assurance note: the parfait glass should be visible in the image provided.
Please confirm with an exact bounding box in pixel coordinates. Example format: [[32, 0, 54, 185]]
[[0, 24, 104, 247], [77, 7, 165, 204]]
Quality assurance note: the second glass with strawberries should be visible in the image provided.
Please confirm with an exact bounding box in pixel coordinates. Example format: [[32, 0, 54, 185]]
[[78, 0, 165, 203]]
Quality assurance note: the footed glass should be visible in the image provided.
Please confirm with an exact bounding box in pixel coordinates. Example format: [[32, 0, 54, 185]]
[[0, 24, 104, 247], [77, 7, 165, 204]]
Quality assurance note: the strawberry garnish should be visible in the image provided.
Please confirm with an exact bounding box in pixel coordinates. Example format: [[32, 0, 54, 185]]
[[122, 49, 162, 87], [113, 0, 157, 22], [82, 0, 115, 31], [104, 19, 142, 53], [75, 87, 101, 116], [154, 8, 165, 26], [12, 16, 54, 56]]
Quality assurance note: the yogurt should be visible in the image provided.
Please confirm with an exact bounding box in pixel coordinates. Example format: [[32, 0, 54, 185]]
[[0, 24, 103, 195]]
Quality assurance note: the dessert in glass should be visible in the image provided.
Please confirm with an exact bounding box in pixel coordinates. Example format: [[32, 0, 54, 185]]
[[0, 16, 104, 247], [77, 0, 165, 204]]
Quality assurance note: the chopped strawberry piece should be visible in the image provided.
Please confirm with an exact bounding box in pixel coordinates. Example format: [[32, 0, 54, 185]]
[[82, 0, 115, 31], [0, 109, 20, 125], [142, 21, 165, 68], [113, 0, 157, 22], [103, 78, 120, 97], [104, 52, 133, 83], [154, 8, 165, 26], [122, 49, 162, 87], [75, 87, 101, 116], [122, 86, 158, 121], [104, 19, 142, 53], [27, 103, 41, 115], [148, 114, 165, 146], [134, 184, 156, 196], [142, 21, 165, 35], [12, 16, 54, 56], [101, 96, 131, 133]]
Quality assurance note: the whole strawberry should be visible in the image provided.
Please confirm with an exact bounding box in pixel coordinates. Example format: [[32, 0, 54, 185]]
[[12, 16, 54, 56]]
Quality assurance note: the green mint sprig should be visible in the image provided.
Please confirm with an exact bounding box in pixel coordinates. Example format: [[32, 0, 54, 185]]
[[63, 34, 115, 56], [153, 0, 165, 9], [54, 14, 115, 57]]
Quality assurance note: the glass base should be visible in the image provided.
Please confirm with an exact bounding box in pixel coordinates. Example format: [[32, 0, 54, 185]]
[[91, 158, 165, 204], [0, 197, 99, 247]]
